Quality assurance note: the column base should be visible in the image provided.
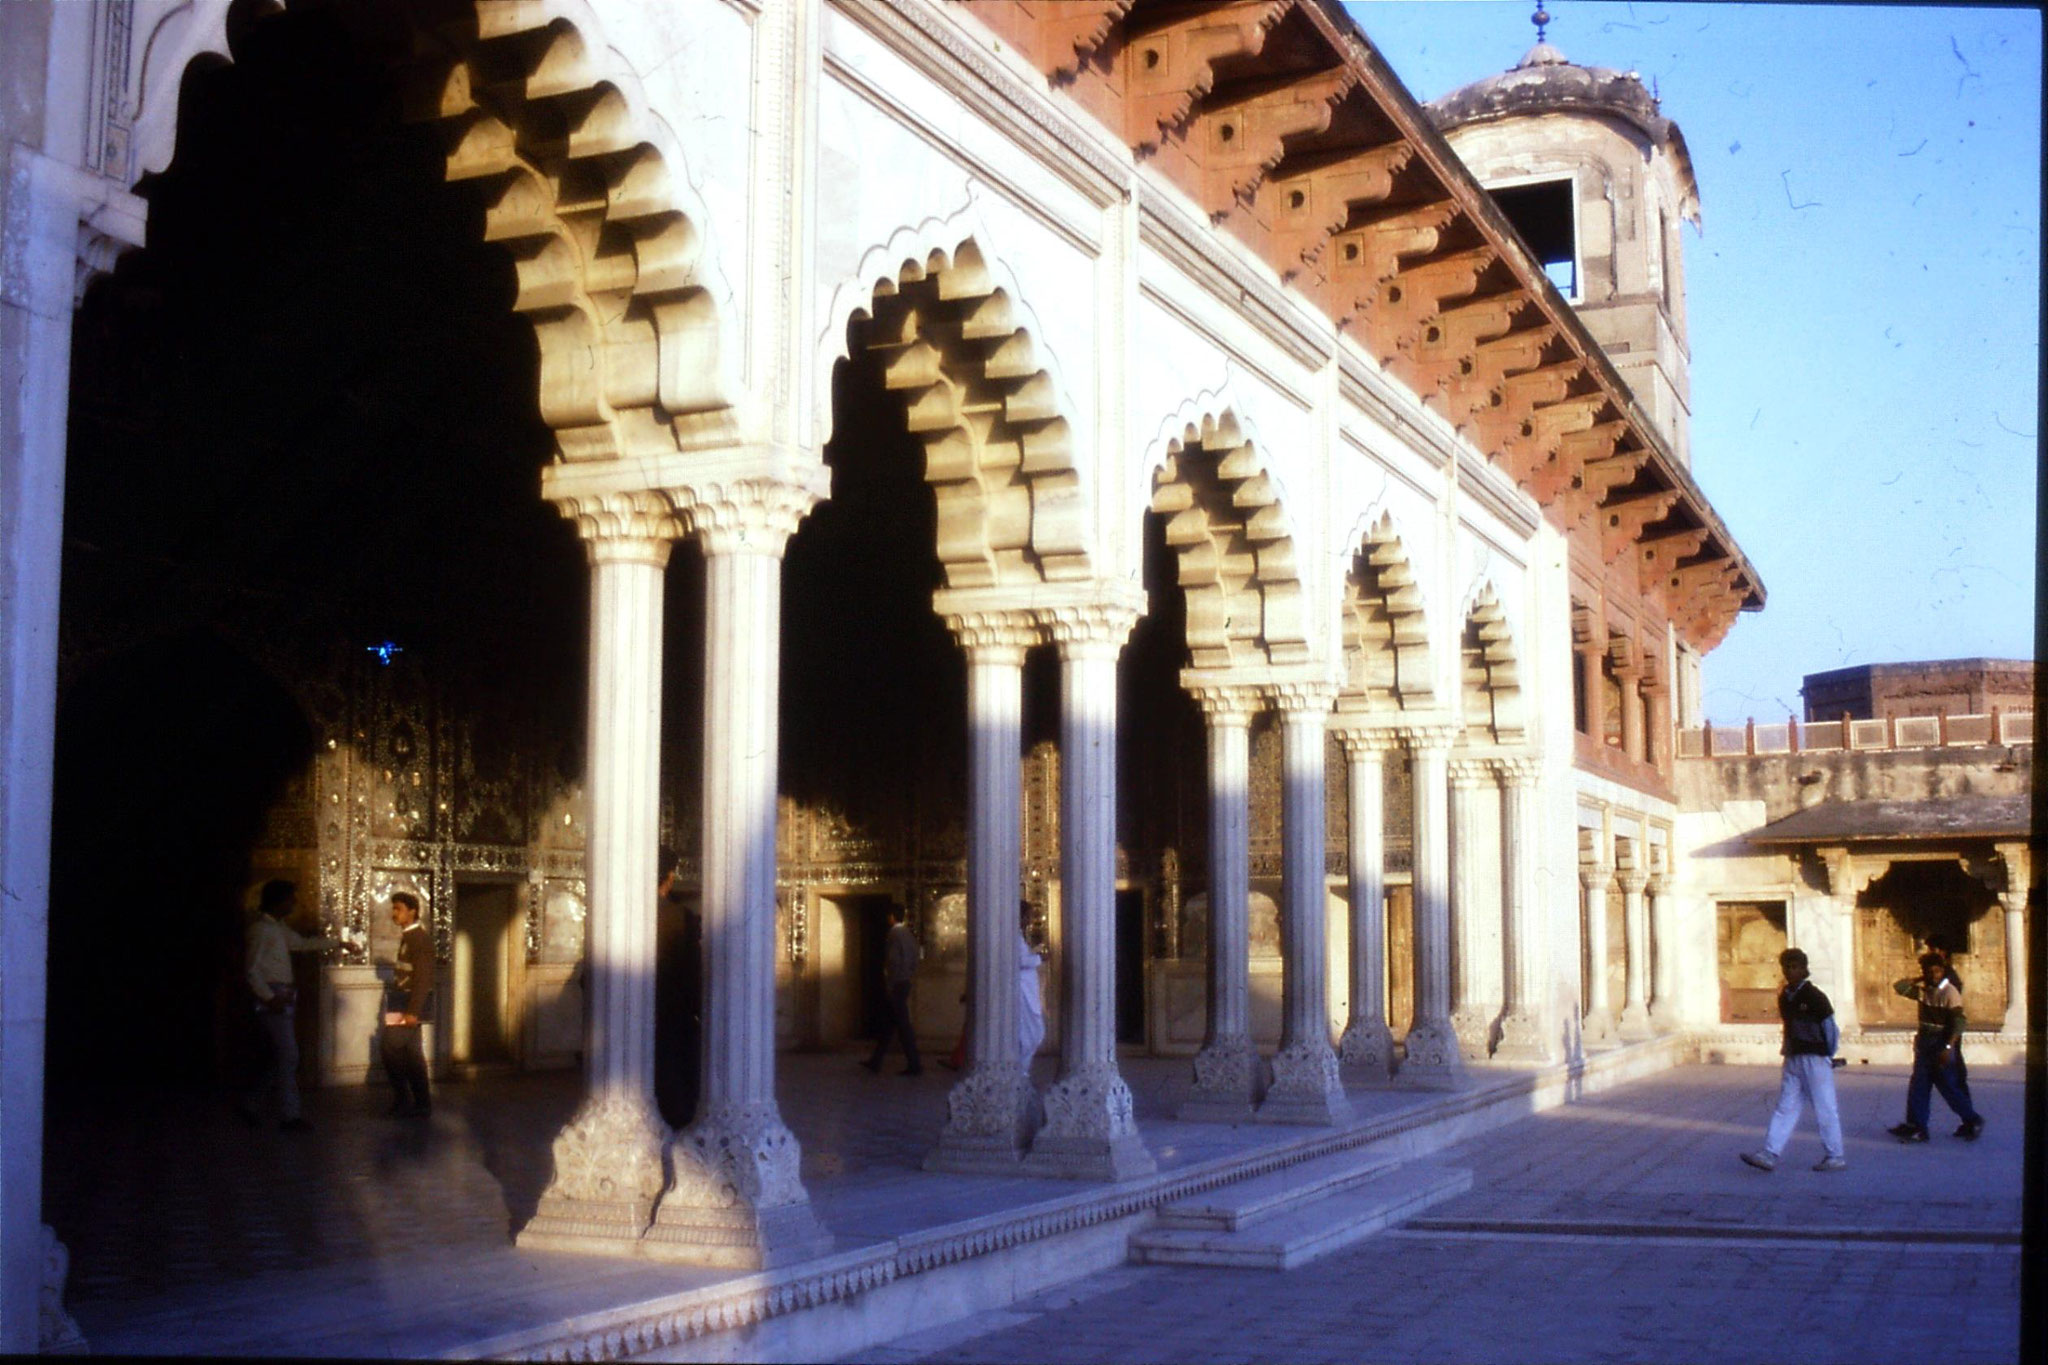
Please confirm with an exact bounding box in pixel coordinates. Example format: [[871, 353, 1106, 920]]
[[1257, 1040, 1351, 1125], [1491, 1010, 1554, 1065], [1022, 1065, 1157, 1181], [516, 1093, 669, 1251], [643, 1104, 832, 1269], [1179, 1034, 1263, 1121], [1339, 1020, 1397, 1083], [2004, 1006, 2027, 1037], [1397, 1020, 1467, 1089], [1451, 1006, 1497, 1061], [1650, 1002, 1682, 1035], [925, 1062, 1040, 1174], [1618, 1002, 1654, 1042], [1581, 1008, 1621, 1051]]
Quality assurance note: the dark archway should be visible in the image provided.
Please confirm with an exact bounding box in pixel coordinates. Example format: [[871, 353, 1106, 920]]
[[1856, 860, 2006, 1030], [53, 0, 578, 1105]]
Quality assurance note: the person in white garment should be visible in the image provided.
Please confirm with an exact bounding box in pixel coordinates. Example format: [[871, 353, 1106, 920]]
[[1017, 901, 1045, 1076], [240, 879, 335, 1132]]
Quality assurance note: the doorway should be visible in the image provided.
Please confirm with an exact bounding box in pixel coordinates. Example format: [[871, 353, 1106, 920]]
[[451, 880, 522, 1071], [817, 893, 900, 1047], [1116, 889, 1147, 1047]]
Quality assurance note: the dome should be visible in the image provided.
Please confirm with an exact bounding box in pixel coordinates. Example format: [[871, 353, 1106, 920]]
[[1425, 40, 1701, 225]]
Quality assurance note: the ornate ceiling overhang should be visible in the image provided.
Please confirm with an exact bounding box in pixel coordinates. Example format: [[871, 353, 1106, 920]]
[[953, 0, 1765, 653]]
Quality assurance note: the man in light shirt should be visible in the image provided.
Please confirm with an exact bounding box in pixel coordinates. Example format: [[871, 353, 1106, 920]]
[[241, 879, 335, 1132]]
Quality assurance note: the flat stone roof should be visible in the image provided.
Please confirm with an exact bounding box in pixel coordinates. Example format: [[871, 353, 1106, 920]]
[[1744, 795, 2031, 846]]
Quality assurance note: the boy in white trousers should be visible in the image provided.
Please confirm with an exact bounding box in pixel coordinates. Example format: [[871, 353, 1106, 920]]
[[1742, 947, 1846, 1173]]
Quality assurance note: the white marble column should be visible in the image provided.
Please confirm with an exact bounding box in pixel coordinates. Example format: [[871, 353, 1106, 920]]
[[1996, 841, 2029, 1036], [1447, 758, 1496, 1060], [1618, 667, 1644, 761], [648, 480, 831, 1267], [522, 492, 679, 1250], [1617, 866, 1653, 1042], [1580, 863, 1619, 1048], [1648, 873, 1679, 1033], [1400, 725, 1464, 1086], [1181, 686, 1263, 1121], [1336, 726, 1397, 1081], [929, 615, 1040, 1171], [1259, 685, 1349, 1125], [1492, 758, 1551, 1063], [1025, 604, 1155, 1180]]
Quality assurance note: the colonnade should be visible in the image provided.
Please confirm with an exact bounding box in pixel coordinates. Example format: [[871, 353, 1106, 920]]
[[513, 466, 1592, 1268], [1577, 835, 1674, 1049]]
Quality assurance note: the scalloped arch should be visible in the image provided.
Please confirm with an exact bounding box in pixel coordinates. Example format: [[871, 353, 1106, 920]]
[[825, 228, 1094, 588], [124, 0, 736, 462], [1338, 508, 1434, 711], [815, 186, 1082, 450], [1145, 399, 1308, 669], [1459, 580, 1525, 744]]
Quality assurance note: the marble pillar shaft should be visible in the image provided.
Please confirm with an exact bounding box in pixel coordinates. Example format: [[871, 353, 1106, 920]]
[[1618, 873, 1652, 1040], [1493, 769, 1550, 1063], [1058, 646, 1118, 1070], [1277, 709, 1331, 1050], [966, 647, 1026, 1072], [584, 541, 668, 1104], [929, 640, 1037, 1171], [1580, 871, 1618, 1049], [1258, 701, 1347, 1123], [698, 548, 785, 1111], [1338, 740, 1393, 1075], [1649, 880, 1677, 1027], [1182, 699, 1258, 1121], [1025, 632, 1152, 1178], [1401, 738, 1462, 1082], [1447, 768, 1491, 1057], [521, 511, 675, 1251]]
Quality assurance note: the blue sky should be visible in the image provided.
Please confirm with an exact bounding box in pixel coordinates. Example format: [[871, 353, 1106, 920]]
[[1346, 1, 2040, 723]]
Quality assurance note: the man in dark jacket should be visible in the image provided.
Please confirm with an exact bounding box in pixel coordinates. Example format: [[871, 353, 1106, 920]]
[[1888, 951, 1985, 1143], [381, 891, 436, 1118], [861, 904, 923, 1076], [1740, 948, 1845, 1172]]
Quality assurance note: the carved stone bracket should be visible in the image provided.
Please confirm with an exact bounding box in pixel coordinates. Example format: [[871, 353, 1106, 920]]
[[1994, 840, 2032, 911]]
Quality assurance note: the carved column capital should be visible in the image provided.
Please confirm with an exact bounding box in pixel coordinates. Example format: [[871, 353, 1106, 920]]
[[1186, 682, 1264, 725], [1446, 756, 1495, 790], [675, 475, 828, 558], [1265, 679, 1337, 716], [945, 609, 1041, 660], [1043, 601, 1140, 657], [550, 489, 684, 566], [1616, 868, 1650, 896], [1397, 720, 1462, 754], [1579, 864, 1614, 893], [1490, 755, 1542, 787], [1332, 724, 1404, 760]]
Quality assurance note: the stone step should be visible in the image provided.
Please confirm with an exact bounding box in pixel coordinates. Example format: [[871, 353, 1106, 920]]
[[1129, 1163, 1473, 1271], [1154, 1149, 1404, 1233]]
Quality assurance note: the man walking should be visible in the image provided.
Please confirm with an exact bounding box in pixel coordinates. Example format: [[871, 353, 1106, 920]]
[[241, 879, 334, 1132], [1888, 950, 1985, 1143], [380, 891, 436, 1117], [862, 904, 923, 1076], [1741, 948, 1846, 1173]]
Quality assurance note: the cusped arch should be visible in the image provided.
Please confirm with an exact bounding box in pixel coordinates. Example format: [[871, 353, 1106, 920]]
[[1460, 581, 1525, 744], [1146, 405, 1307, 669], [1338, 509, 1434, 710], [831, 234, 1092, 589], [126, 0, 734, 462]]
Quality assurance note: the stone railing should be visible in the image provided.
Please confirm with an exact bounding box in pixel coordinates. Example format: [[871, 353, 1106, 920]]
[[1677, 710, 2032, 758]]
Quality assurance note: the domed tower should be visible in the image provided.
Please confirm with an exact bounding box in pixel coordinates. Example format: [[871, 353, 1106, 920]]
[[1428, 8, 1701, 466]]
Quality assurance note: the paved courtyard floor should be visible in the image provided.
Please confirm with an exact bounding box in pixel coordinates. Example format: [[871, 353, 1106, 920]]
[[859, 1061, 2028, 1365], [42, 1054, 2027, 1361]]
